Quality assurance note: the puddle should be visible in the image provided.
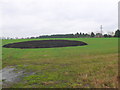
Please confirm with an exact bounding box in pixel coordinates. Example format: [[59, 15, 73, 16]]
[[0, 67, 24, 87], [0, 66, 35, 87], [2, 67, 24, 82]]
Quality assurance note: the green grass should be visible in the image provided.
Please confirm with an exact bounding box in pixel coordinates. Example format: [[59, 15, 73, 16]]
[[2, 38, 118, 88]]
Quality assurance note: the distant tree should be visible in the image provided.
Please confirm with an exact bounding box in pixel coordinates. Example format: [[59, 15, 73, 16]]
[[75, 32, 79, 38], [103, 34, 108, 38], [114, 29, 120, 37], [84, 33, 90, 37], [96, 33, 102, 38], [30, 37, 35, 39], [79, 32, 82, 37], [91, 32, 95, 37], [108, 35, 112, 37], [104, 33, 112, 38], [82, 33, 85, 37], [80, 32, 82, 35]]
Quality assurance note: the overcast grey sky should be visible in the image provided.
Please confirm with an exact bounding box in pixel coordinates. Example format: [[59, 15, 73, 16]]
[[0, 0, 119, 38]]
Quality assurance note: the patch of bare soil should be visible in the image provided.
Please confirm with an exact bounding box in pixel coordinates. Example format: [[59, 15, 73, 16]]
[[3, 40, 88, 49]]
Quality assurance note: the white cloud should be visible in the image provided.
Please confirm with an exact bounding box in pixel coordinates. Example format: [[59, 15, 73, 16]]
[[1, 0, 119, 38]]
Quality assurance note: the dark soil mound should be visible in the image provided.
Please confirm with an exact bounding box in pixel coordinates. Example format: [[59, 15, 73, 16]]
[[3, 40, 88, 49]]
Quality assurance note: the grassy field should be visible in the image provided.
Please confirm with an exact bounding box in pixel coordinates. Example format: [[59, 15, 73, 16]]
[[2, 38, 118, 88]]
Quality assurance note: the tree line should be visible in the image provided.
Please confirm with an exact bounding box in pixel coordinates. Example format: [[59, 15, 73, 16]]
[[30, 29, 120, 39], [2, 29, 120, 39]]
